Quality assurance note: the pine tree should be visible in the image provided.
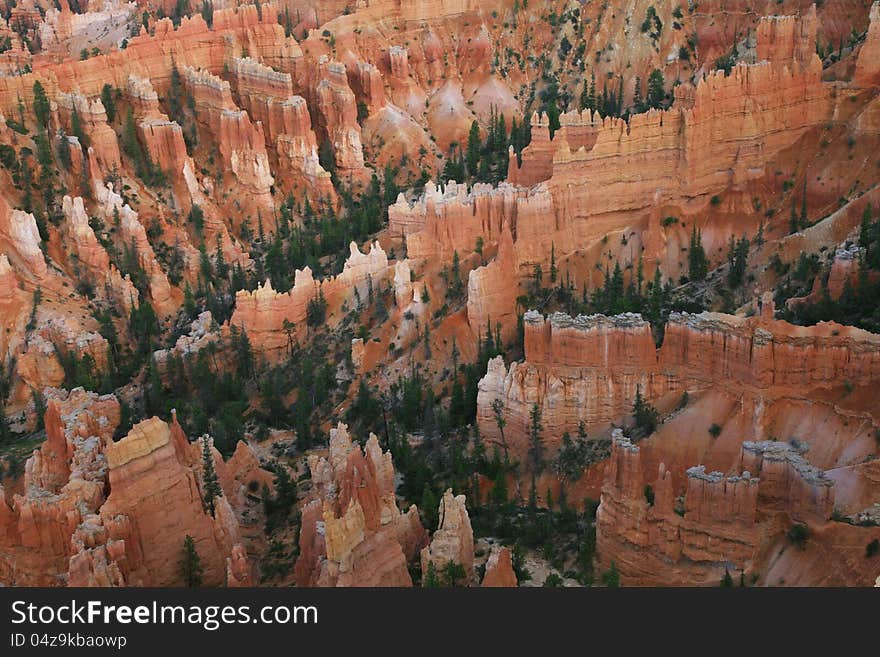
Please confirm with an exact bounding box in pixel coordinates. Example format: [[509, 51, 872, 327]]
[[201, 435, 223, 515], [233, 325, 255, 380], [180, 535, 203, 587], [491, 398, 509, 461], [688, 225, 708, 281], [720, 570, 734, 587], [632, 385, 659, 434], [528, 402, 544, 471], [646, 69, 665, 109], [633, 76, 644, 113], [448, 250, 463, 300], [423, 560, 440, 587], [550, 242, 557, 283], [601, 560, 620, 587], [466, 120, 481, 179], [32, 81, 51, 129]]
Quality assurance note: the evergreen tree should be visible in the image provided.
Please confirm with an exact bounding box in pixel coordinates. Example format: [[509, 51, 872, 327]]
[[200, 0, 214, 27], [423, 560, 440, 587], [180, 534, 203, 587], [688, 225, 709, 281], [632, 385, 659, 434], [70, 108, 88, 148], [420, 484, 438, 529], [101, 84, 116, 123], [466, 120, 481, 179], [720, 569, 734, 587], [232, 325, 255, 380], [491, 398, 509, 461], [448, 250, 464, 300], [726, 236, 750, 288], [646, 69, 665, 109], [528, 402, 544, 471], [32, 81, 51, 129], [201, 435, 223, 515], [601, 560, 620, 587], [490, 469, 508, 507], [168, 61, 185, 124], [633, 76, 644, 113]]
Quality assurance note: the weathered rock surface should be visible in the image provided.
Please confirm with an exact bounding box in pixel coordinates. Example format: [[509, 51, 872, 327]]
[[481, 545, 517, 587], [230, 241, 389, 355], [420, 488, 475, 586], [295, 422, 427, 586], [478, 310, 880, 461]]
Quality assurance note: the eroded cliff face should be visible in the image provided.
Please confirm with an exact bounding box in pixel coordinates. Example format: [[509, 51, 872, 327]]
[[294, 422, 427, 586], [0, 389, 120, 586], [478, 309, 880, 462], [595, 430, 880, 586], [392, 6, 856, 343], [0, 389, 267, 587], [69, 418, 248, 587], [0, 0, 878, 590]]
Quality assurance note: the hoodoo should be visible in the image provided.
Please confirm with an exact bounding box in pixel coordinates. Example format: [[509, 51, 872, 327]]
[[0, 0, 878, 592]]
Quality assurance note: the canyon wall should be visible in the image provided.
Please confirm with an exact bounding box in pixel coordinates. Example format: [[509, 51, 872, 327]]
[[392, 6, 840, 342], [231, 56, 336, 204], [478, 309, 880, 461], [594, 425, 876, 586], [595, 431, 762, 586]]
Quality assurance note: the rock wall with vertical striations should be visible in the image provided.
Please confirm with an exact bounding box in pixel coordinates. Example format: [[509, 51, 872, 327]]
[[478, 309, 880, 462], [230, 56, 336, 205]]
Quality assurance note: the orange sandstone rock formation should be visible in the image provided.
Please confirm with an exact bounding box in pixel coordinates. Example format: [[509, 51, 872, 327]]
[[478, 309, 880, 462], [230, 240, 389, 355], [420, 488, 475, 586], [481, 545, 517, 587], [595, 425, 879, 586], [294, 422, 427, 586], [231, 56, 336, 204], [0, 389, 120, 586], [855, 2, 880, 86]]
